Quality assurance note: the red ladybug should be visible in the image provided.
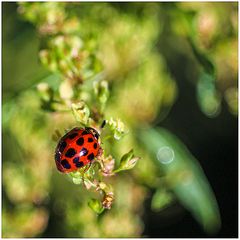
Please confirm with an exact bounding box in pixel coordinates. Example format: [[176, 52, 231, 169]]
[[55, 127, 101, 173]]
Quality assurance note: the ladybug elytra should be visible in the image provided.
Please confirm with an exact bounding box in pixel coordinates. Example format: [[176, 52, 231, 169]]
[[55, 127, 101, 173]]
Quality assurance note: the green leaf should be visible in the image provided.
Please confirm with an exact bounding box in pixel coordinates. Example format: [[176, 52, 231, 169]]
[[88, 199, 104, 214], [72, 177, 82, 185], [139, 127, 221, 234], [68, 171, 82, 185], [114, 149, 139, 173], [151, 189, 173, 212]]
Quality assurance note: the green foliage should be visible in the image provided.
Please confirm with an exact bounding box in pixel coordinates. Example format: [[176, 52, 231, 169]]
[[93, 80, 109, 112], [139, 127, 221, 233], [2, 2, 237, 238], [105, 118, 127, 140], [114, 149, 140, 173], [88, 199, 104, 214], [172, 3, 238, 117], [18, 1, 142, 218], [197, 72, 221, 117]]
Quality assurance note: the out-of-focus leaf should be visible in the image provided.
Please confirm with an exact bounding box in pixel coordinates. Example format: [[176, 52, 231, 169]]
[[151, 189, 173, 212], [93, 80, 109, 111], [2, 101, 16, 130], [224, 87, 238, 116], [188, 37, 215, 76], [139, 127, 221, 233], [197, 72, 221, 117]]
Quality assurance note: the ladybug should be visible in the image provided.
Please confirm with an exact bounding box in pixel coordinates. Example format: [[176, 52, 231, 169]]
[[55, 127, 101, 173]]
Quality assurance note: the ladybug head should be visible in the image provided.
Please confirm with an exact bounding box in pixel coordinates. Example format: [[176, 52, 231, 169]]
[[85, 127, 100, 140]]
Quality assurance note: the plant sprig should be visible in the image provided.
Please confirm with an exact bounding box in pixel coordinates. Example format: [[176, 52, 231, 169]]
[[19, 2, 139, 213]]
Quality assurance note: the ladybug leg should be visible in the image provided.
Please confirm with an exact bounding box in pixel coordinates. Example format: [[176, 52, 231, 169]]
[[81, 173, 87, 188], [96, 148, 104, 168], [81, 169, 88, 188], [83, 163, 92, 173], [97, 147, 103, 158], [99, 158, 105, 170]]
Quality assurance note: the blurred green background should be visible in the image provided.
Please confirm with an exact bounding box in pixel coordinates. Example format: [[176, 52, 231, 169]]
[[2, 2, 238, 238]]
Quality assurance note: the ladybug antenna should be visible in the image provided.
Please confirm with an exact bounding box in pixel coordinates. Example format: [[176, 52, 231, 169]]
[[100, 120, 106, 129]]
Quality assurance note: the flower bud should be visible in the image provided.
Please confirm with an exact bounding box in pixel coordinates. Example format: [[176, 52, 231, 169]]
[[37, 82, 53, 102], [100, 155, 115, 177], [59, 80, 73, 100], [102, 192, 114, 209], [71, 101, 90, 125], [106, 118, 127, 140], [39, 50, 50, 67]]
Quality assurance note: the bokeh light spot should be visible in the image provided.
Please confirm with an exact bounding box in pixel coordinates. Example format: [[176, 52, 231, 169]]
[[157, 146, 175, 165]]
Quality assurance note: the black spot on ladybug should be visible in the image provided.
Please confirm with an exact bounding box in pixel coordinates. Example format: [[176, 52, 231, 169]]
[[73, 157, 80, 163], [76, 137, 84, 146], [75, 161, 84, 168], [65, 148, 76, 158], [68, 132, 78, 139], [61, 159, 71, 169], [55, 151, 61, 162], [80, 147, 88, 156], [93, 143, 98, 149], [88, 137, 93, 142], [59, 141, 67, 153], [87, 153, 95, 161]]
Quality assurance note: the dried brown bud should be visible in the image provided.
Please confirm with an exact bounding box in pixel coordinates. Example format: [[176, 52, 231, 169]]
[[102, 192, 114, 209]]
